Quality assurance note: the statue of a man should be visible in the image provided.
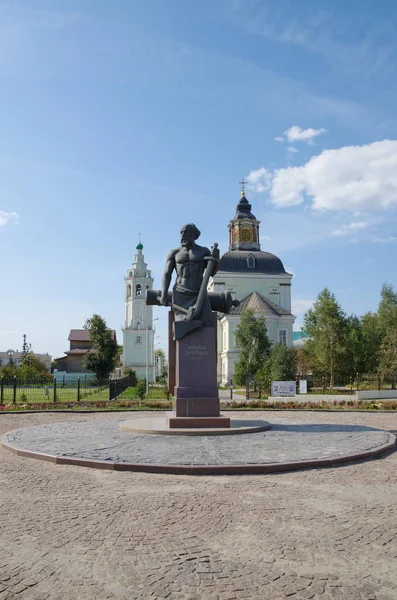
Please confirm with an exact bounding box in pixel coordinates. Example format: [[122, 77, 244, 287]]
[[160, 223, 220, 330]]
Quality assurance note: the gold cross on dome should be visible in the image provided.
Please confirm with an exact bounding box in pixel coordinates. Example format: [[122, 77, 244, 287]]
[[239, 178, 247, 194]]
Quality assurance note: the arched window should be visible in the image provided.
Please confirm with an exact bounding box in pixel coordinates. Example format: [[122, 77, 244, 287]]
[[136, 336, 141, 344], [136, 284, 142, 297], [146, 284, 150, 289], [127, 284, 131, 298], [247, 254, 255, 268], [137, 321, 141, 329]]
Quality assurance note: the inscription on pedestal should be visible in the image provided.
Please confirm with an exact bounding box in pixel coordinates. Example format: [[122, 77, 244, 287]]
[[185, 345, 209, 359], [174, 327, 220, 417]]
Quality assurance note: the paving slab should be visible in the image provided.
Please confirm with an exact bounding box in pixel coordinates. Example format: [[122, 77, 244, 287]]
[[1, 411, 397, 600], [2, 417, 395, 474]]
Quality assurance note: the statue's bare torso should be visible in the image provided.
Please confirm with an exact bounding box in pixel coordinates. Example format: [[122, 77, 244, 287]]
[[160, 225, 219, 331], [167, 244, 210, 293]]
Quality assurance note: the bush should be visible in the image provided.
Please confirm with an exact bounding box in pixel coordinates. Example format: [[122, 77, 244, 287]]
[[136, 380, 146, 401], [124, 369, 138, 387]]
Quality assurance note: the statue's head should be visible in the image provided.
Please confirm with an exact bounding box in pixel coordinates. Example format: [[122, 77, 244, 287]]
[[180, 223, 200, 247]]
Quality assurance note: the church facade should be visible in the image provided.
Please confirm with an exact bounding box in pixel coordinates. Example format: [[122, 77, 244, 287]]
[[122, 242, 155, 382], [208, 187, 295, 385]]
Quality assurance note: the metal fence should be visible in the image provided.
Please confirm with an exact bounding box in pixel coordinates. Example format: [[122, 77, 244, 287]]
[[0, 376, 108, 404], [0, 375, 170, 405], [109, 374, 132, 400]]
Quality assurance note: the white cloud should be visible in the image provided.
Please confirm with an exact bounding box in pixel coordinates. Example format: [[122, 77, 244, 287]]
[[370, 235, 397, 243], [246, 167, 271, 193], [287, 146, 298, 153], [0, 211, 18, 227], [332, 221, 369, 237], [275, 125, 326, 144], [269, 140, 397, 211], [292, 299, 315, 315]]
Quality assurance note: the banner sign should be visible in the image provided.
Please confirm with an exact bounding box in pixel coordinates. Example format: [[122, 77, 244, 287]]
[[271, 381, 296, 397], [299, 380, 308, 394]]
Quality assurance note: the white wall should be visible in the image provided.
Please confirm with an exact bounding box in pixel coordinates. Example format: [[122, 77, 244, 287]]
[[356, 390, 397, 400]]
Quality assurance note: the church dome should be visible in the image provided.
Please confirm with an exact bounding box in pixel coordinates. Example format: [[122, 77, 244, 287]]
[[218, 250, 287, 275], [234, 193, 256, 220], [136, 242, 143, 250]]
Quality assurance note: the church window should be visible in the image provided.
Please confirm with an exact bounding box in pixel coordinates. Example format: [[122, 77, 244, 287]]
[[136, 336, 141, 344], [146, 284, 150, 289], [137, 321, 141, 329], [247, 254, 255, 268], [127, 284, 131, 298], [242, 227, 252, 242], [278, 330, 287, 345], [129, 271, 132, 277], [136, 284, 142, 296]]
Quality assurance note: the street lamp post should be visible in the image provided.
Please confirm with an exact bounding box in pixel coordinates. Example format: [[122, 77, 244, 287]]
[[146, 318, 158, 393], [153, 335, 160, 382]]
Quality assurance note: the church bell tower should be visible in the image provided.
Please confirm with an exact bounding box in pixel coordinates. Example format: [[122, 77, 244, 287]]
[[228, 179, 261, 251], [122, 239, 155, 382]]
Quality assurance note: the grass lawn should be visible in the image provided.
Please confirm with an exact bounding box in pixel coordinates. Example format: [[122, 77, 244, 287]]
[[1, 385, 109, 404], [119, 386, 169, 400]]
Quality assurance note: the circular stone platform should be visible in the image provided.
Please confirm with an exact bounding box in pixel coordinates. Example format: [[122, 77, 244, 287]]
[[119, 416, 271, 435], [2, 419, 396, 474]]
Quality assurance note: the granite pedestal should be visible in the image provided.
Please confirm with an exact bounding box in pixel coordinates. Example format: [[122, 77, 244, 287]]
[[171, 326, 230, 428]]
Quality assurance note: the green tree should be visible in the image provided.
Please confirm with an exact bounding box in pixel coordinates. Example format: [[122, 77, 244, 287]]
[[136, 379, 146, 400], [378, 330, 397, 389], [360, 311, 382, 374], [378, 283, 397, 334], [124, 368, 138, 387], [344, 315, 367, 379], [263, 344, 296, 383], [303, 288, 347, 387], [155, 348, 167, 381], [20, 334, 32, 366], [0, 363, 18, 384], [82, 314, 118, 380], [233, 309, 271, 387]]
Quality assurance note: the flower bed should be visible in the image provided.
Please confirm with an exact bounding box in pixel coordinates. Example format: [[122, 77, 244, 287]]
[[1, 399, 397, 411]]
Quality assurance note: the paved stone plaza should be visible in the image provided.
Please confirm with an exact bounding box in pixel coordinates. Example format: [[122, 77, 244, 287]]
[[3, 418, 394, 473], [1, 410, 397, 600]]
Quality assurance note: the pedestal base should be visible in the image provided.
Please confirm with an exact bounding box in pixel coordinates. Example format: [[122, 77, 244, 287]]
[[174, 327, 220, 417], [118, 415, 271, 436], [168, 416, 230, 429], [173, 397, 220, 418]]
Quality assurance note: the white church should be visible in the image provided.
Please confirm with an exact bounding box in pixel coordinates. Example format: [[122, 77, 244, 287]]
[[122, 186, 295, 385], [208, 185, 295, 385], [122, 241, 155, 382]]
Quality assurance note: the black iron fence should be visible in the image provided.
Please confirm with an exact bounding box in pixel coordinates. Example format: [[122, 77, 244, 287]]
[[0, 375, 170, 405], [0, 376, 108, 404], [109, 374, 132, 400]]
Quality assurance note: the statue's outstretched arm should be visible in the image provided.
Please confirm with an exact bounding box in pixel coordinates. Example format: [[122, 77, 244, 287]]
[[160, 250, 176, 305]]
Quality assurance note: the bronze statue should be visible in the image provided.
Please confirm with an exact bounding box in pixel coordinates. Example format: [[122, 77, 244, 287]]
[[160, 224, 220, 339], [146, 223, 238, 340]]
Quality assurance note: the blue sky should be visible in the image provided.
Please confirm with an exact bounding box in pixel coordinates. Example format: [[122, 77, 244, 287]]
[[1, 0, 397, 358]]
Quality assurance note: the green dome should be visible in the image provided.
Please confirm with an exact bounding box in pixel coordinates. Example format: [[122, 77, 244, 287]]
[[136, 242, 143, 250]]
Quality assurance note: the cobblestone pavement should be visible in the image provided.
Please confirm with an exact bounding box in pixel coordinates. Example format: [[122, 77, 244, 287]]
[[1, 410, 397, 600], [3, 420, 393, 466]]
